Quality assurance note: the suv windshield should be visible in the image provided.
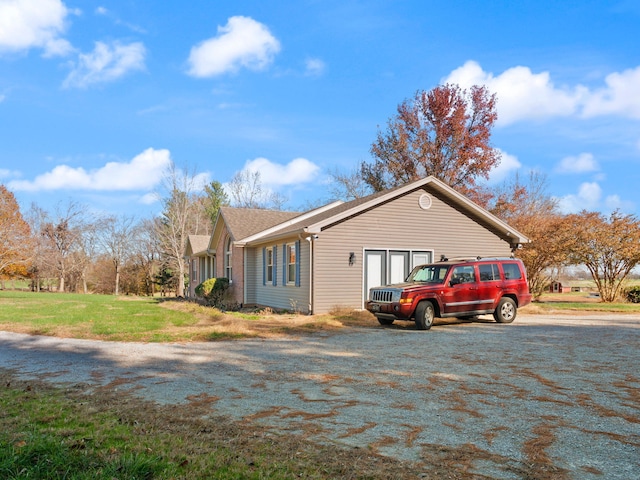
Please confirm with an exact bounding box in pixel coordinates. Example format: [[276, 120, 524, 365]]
[[407, 265, 449, 284]]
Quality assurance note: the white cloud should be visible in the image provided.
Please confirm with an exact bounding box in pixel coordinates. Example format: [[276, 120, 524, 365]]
[[63, 41, 146, 89], [0, 168, 20, 179], [444, 60, 585, 125], [304, 57, 326, 76], [187, 16, 280, 78], [555, 153, 599, 174], [487, 149, 521, 183], [443, 60, 640, 125], [8, 148, 171, 192], [582, 66, 640, 119], [604, 194, 635, 213], [557, 182, 602, 213], [0, 0, 73, 57], [242, 157, 321, 187]]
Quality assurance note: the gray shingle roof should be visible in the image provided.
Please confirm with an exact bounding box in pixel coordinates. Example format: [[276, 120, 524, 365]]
[[220, 206, 302, 241]]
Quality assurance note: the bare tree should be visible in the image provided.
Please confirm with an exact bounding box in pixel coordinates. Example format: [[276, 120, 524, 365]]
[[228, 170, 286, 209], [327, 166, 371, 201], [39, 202, 91, 292], [97, 215, 137, 295], [155, 162, 207, 297]]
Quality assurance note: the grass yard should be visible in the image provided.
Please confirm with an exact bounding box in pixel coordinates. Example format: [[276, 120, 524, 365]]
[[0, 291, 372, 342], [0, 374, 414, 479], [1, 289, 638, 479]]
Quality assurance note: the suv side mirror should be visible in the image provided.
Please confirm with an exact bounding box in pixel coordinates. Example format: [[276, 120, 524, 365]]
[[450, 277, 461, 286]]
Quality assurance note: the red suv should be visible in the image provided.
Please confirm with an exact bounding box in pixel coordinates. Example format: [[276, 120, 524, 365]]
[[366, 257, 532, 330]]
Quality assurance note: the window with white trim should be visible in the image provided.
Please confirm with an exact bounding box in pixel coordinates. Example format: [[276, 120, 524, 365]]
[[225, 237, 232, 281], [266, 247, 273, 283], [286, 243, 296, 285]]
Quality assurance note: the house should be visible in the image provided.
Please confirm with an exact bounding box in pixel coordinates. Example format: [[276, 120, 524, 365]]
[[549, 280, 596, 293], [185, 176, 530, 314]]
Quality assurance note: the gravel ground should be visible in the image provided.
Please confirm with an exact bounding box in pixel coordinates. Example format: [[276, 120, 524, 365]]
[[1, 313, 639, 479]]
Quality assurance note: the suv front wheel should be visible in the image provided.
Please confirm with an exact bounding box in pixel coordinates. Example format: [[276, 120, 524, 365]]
[[494, 297, 517, 323], [415, 301, 435, 330]]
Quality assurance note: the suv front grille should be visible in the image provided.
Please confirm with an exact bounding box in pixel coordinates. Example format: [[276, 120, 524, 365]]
[[370, 289, 397, 303]]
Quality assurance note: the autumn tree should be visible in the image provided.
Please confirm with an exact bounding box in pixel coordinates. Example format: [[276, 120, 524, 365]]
[[0, 185, 33, 279], [567, 210, 640, 302], [489, 172, 576, 298], [362, 84, 499, 203]]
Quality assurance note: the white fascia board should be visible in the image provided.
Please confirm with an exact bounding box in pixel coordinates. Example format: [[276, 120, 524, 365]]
[[235, 200, 344, 246]]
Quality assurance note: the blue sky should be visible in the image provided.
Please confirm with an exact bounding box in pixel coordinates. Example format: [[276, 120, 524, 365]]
[[1, 0, 639, 219]]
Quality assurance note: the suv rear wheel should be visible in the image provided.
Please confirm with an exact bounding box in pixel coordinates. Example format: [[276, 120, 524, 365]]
[[415, 301, 435, 330], [494, 297, 517, 323]]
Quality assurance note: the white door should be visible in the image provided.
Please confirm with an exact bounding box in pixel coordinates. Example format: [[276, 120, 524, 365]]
[[364, 250, 386, 301]]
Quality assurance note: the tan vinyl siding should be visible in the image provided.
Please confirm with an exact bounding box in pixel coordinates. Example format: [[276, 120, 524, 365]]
[[247, 239, 310, 313], [312, 188, 512, 313]]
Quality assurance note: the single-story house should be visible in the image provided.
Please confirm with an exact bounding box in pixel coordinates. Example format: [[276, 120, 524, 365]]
[[549, 280, 596, 293], [185, 176, 530, 314]]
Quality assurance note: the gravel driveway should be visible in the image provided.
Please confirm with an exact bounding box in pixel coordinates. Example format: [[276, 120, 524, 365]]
[[1, 314, 639, 479]]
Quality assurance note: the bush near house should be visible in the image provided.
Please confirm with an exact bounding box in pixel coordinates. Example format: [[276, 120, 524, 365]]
[[195, 277, 231, 308]]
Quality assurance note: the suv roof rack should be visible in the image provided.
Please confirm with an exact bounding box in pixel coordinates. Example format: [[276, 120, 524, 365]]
[[439, 255, 516, 262]]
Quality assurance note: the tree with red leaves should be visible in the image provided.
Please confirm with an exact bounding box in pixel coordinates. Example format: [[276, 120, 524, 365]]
[[362, 84, 500, 202]]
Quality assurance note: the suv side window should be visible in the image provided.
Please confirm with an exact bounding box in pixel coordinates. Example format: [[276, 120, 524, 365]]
[[479, 263, 500, 282], [502, 263, 523, 280], [451, 266, 475, 284]]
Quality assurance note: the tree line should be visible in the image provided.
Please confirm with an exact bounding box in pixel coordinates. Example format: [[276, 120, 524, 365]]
[[2, 83, 640, 302]]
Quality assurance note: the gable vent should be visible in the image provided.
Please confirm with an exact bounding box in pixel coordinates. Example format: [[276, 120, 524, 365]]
[[419, 193, 432, 210]]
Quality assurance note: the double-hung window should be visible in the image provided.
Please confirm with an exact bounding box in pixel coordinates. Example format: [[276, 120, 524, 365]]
[[286, 243, 296, 285], [266, 247, 274, 283]]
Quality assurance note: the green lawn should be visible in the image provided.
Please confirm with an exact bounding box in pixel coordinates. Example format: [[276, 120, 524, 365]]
[[0, 291, 199, 341]]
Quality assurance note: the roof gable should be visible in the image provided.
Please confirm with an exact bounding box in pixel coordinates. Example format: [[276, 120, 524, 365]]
[[243, 176, 531, 246], [185, 235, 210, 256]]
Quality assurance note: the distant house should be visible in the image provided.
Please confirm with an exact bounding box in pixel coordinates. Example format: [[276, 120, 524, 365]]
[[549, 280, 596, 293], [185, 176, 530, 314]]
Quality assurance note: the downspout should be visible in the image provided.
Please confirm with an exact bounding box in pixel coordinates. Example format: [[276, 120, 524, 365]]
[[243, 247, 247, 307], [303, 235, 315, 314]]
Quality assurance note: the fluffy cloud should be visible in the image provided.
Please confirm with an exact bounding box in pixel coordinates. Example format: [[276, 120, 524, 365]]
[[444, 61, 584, 125], [582, 66, 640, 119], [242, 157, 321, 187], [557, 182, 602, 213], [0, 0, 73, 57], [557, 182, 635, 214], [555, 153, 599, 174], [63, 41, 146, 88], [187, 16, 280, 77], [487, 149, 522, 183], [8, 148, 171, 192], [444, 60, 640, 125]]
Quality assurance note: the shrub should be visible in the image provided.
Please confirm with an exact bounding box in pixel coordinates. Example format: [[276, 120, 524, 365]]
[[195, 278, 233, 309], [194, 278, 217, 298], [624, 286, 640, 303]]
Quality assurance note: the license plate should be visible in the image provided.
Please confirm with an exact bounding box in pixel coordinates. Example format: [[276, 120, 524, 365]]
[[370, 304, 381, 312]]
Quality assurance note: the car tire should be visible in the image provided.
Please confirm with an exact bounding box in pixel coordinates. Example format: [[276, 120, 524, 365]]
[[376, 316, 394, 326], [415, 301, 434, 330], [494, 297, 517, 323]]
